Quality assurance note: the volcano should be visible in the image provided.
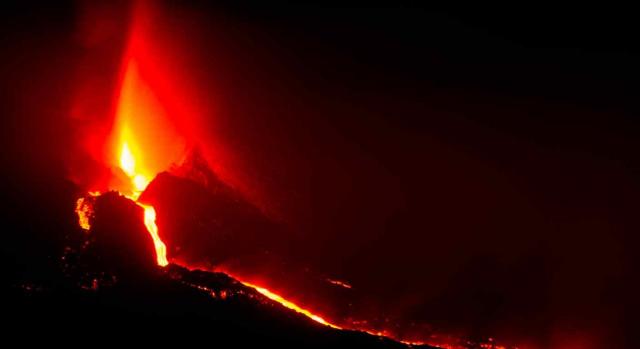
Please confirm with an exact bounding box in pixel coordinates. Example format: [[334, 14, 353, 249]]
[[3, 1, 638, 348]]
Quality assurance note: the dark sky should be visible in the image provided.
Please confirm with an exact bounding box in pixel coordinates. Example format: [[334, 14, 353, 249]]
[[1, 2, 639, 348]]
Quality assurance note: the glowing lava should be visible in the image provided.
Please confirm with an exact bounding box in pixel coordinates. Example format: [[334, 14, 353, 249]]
[[241, 281, 340, 329], [140, 204, 167, 266], [75, 191, 100, 231], [75, 197, 93, 231]]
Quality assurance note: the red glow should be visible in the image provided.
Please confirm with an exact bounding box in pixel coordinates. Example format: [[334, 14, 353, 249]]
[[326, 278, 353, 289]]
